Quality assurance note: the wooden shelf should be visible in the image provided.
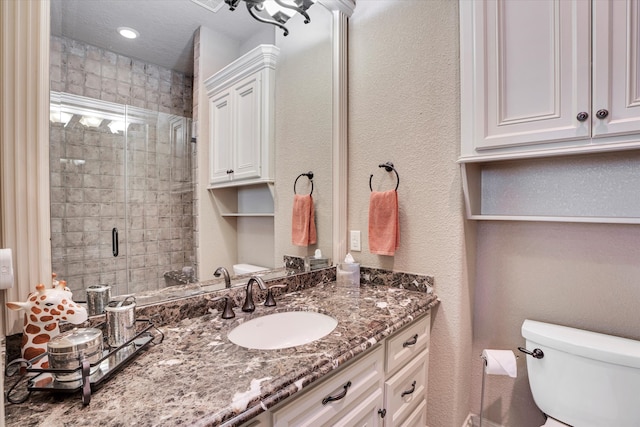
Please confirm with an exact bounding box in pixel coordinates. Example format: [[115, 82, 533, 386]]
[[460, 150, 640, 224], [209, 183, 274, 218], [220, 213, 274, 218]]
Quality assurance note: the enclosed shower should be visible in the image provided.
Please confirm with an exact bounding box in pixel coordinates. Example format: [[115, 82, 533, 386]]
[[49, 91, 195, 299]]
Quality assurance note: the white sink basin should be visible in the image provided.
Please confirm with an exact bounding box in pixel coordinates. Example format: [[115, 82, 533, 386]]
[[228, 311, 338, 350]]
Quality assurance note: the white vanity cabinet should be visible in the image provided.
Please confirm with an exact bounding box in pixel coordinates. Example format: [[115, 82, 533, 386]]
[[383, 315, 430, 426], [205, 45, 279, 188], [266, 314, 431, 427], [460, 0, 640, 160]]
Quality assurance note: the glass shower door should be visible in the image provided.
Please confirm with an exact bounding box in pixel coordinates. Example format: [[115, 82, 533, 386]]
[[50, 92, 194, 301], [50, 92, 127, 299]]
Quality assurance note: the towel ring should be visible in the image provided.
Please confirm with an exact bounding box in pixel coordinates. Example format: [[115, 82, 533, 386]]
[[294, 171, 314, 195], [369, 162, 399, 192]]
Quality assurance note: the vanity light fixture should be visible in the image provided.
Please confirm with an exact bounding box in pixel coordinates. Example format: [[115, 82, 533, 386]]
[[224, 0, 316, 36], [117, 26, 139, 39], [50, 106, 73, 127], [107, 120, 127, 134], [79, 116, 103, 128]]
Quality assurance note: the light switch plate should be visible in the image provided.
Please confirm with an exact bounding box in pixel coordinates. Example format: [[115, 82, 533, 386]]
[[350, 230, 361, 252]]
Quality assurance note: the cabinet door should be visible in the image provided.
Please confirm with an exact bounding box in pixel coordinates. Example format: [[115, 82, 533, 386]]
[[209, 89, 233, 185], [232, 73, 262, 182], [592, 0, 640, 138], [470, 0, 590, 150]]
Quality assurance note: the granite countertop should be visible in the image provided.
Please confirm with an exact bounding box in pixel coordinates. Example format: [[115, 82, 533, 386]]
[[5, 280, 438, 427]]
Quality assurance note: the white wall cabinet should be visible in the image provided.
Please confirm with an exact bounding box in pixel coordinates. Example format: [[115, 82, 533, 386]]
[[592, 0, 640, 139], [206, 45, 279, 188], [265, 314, 430, 427], [459, 0, 640, 224], [460, 0, 640, 160]]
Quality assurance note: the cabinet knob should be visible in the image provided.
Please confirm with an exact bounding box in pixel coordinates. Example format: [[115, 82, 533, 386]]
[[596, 109, 609, 119], [576, 112, 589, 122], [378, 409, 387, 419], [226, 169, 234, 174]]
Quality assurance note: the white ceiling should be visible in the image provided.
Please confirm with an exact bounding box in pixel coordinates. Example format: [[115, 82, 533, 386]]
[[50, 0, 269, 75]]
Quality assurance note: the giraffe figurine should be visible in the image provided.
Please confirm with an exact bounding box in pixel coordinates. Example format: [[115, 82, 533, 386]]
[[6, 281, 88, 369]]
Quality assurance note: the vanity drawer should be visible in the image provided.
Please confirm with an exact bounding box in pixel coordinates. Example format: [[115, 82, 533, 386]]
[[385, 315, 431, 374], [272, 345, 384, 427], [384, 348, 429, 426], [385, 314, 430, 375]]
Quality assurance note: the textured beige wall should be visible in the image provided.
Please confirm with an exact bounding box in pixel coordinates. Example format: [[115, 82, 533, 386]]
[[348, 1, 472, 426], [274, 7, 334, 264], [196, 26, 243, 279], [472, 221, 640, 426]]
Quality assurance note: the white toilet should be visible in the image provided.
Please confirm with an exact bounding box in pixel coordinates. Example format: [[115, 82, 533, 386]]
[[521, 319, 640, 427], [232, 263, 269, 276]]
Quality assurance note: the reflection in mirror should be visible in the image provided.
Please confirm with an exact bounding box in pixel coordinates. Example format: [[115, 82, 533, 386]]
[[50, 92, 194, 298], [49, 0, 334, 304]]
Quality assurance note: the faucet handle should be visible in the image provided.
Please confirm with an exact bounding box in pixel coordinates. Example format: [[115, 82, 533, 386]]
[[210, 296, 235, 319], [264, 285, 287, 307]]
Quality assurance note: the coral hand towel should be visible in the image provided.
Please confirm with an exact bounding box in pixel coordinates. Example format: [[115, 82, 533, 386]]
[[368, 190, 399, 256], [292, 194, 317, 246]]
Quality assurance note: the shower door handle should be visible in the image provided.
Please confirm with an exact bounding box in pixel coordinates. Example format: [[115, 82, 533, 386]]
[[112, 228, 119, 257]]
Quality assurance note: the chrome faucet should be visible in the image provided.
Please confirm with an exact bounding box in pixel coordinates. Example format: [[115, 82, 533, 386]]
[[214, 266, 231, 288], [242, 275, 269, 312]]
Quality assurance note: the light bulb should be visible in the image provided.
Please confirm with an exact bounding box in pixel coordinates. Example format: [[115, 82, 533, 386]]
[[117, 27, 139, 39], [264, 0, 296, 19], [50, 107, 73, 126], [107, 121, 127, 134], [79, 116, 103, 128]]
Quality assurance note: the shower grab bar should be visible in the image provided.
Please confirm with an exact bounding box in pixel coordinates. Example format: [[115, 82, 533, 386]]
[[112, 228, 119, 257]]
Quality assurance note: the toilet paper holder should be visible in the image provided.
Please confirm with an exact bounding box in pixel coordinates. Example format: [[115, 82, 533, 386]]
[[479, 349, 519, 427]]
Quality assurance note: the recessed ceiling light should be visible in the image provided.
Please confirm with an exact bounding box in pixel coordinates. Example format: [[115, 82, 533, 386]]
[[117, 27, 139, 39]]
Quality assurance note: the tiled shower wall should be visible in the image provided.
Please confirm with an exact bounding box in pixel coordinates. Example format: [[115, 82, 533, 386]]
[[49, 35, 196, 298], [50, 36, 193, 115]]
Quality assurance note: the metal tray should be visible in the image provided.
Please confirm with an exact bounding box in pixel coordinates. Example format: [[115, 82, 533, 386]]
[[6, 319, 162, 405]]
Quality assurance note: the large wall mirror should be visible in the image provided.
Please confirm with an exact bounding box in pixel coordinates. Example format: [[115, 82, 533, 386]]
[[49, 0, 351, 304]]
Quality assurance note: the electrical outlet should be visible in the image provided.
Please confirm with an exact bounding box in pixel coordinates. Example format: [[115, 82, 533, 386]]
[[350, 230, 361, 252]]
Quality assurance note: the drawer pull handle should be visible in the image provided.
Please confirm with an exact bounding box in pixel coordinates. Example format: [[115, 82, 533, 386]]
[[403, 334, 418, 347], [401, 380, 417, 397], [321, 381, 351, 405]]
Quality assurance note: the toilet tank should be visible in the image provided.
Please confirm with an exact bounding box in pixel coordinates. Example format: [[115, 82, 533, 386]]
[[232, 264, 269, 276], [521, 320, 640, 427]]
